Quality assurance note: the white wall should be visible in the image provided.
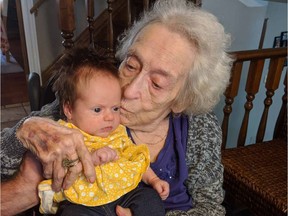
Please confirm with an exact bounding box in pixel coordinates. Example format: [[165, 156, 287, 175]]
[[35, 0, 63, 71], [202, 0, 287, 147], [202, 0, 268, 51]]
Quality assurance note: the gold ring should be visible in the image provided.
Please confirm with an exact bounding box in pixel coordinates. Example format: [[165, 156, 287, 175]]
[[62, 158, 79, 168]]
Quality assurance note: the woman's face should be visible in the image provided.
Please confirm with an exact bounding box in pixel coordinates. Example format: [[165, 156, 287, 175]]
[[119, 23, 197, 130]]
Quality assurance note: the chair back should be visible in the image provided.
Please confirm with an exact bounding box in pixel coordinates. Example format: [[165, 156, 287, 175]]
[[28, 72, 56, 111]]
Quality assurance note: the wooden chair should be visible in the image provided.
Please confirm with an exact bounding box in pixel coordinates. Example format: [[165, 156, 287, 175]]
[[221, 47, 287, 216]]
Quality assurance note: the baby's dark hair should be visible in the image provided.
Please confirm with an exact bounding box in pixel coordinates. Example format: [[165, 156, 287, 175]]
[[52, 47, 119, 117]]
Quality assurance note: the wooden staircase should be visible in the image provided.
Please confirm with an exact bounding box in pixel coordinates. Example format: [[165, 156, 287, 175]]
[[40, 0, 201, 86], [41, 0, 142, 85]]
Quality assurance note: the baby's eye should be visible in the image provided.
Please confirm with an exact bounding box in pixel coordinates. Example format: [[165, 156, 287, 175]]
[[113, 107, 120, 112], [94, 108, 101, 113]]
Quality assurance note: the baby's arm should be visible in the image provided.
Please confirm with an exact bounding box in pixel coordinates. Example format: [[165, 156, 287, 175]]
[[91, 146, 119, 166], [142, 167, 169, 200]]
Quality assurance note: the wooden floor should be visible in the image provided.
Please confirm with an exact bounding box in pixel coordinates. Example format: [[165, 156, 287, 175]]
[[1, 1, 29, 107], [1, 71, 29, 106], [1, 102, 30, 129], [1, 35, 29, 106]]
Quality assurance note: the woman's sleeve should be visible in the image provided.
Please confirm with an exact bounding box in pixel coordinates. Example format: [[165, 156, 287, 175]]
[[166, 112, 225, 216], [0, 99, 60, 180]]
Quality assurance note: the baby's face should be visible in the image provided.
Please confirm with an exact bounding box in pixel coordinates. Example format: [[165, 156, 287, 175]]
[[65, 72, 121, 137]]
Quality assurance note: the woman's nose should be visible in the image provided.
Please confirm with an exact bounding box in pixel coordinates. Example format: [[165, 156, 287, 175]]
[[122, 76, 142, 99]]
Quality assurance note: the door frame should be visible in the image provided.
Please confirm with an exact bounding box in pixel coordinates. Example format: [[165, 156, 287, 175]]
[[16, 0, 42, 82]]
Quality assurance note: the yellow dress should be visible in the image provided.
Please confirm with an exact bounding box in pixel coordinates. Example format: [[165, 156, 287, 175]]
[[38, 120, 150, 214]]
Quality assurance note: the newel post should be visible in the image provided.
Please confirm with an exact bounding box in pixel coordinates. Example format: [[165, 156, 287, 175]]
[[57, 0, 75, 49]]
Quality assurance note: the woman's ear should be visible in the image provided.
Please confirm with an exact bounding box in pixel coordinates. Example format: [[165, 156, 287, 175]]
[[171, 103, 184, 114], [63, 102, 73, 120]]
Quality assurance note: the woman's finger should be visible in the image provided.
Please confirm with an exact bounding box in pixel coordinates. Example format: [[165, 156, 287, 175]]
[[76, 143, 95, 183], [51, 156, 66, 192], [62, 162, 83, 189], [42, 163, 53, 179]]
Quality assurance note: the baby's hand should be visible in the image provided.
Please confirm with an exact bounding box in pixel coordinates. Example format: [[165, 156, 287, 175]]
[[150, 178, 170, 200], [91, 146, 119, 166]]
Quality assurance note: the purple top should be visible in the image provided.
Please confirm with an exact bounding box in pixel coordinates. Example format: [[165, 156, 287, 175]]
[[127, 114, 192, 211]]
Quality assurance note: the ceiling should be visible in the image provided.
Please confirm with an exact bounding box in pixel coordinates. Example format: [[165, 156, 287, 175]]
[[239, 0, 287, 7]]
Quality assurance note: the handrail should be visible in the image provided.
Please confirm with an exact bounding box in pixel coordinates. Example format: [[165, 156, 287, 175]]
[[231, 47, 287, 62], [30, 0, 46, 15]]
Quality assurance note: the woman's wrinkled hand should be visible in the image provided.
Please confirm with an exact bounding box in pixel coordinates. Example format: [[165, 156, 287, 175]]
[[16, 117, 96, 192]]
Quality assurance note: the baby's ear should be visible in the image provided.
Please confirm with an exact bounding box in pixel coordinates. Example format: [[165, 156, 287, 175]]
[[63, 102, 73, 120]]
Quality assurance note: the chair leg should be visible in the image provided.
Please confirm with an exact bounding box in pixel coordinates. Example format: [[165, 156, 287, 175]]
[[16, 207, 35, 216], [223, 190, 252, 216], [16, 205, 43, 216]]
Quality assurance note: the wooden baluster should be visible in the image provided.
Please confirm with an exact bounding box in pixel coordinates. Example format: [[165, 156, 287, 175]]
[[57, 0, 75, 49], [237, 59, 265, 147], [258, 18, 268, 49], [143, 0, 149, 10], [87, 0, 95, 48], [127, 0, 131, 27], [273, 71, 287, 139], [191, 0, 202, 7], [107, 0, 115, 62], [222, 61, 243, 149], [256, 57, 286, 142]]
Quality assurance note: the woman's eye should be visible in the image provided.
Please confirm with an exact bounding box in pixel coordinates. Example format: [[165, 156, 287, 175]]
[[124, 56, 140, 73], [94, 108, 101, 113], [152, 81, 161, 89], [126, 63, 136, 71]]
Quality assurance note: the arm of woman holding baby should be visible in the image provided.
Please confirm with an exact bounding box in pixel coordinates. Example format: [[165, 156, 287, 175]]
[[1, 100, 96, 192]]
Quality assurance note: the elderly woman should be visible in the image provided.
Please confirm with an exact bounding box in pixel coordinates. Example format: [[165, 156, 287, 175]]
[[1, 0, 233, 215]]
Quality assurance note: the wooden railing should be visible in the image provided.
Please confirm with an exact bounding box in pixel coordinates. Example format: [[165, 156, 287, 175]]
[[30, 0, 47, 15], [221, 47, 287, 149], [57, 0, 152, 51], [42, 0, 201, 84], [42, 0, 128, 83], [56, 0, 201, 49]]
